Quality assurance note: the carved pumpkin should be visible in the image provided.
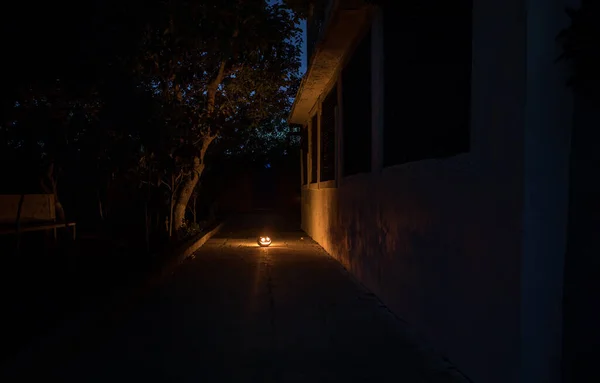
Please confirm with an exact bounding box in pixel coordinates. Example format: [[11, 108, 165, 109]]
[[257, 236, 272, 247]]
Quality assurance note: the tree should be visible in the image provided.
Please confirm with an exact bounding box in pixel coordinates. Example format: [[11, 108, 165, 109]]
[[135, 0, 302, 232], [0, 0, 140, 220], [0, 0, 304, 247]]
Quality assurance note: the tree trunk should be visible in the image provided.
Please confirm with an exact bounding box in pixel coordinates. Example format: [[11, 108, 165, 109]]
[[172, 136, 213, 233], [145, 166, 152, 252], [98, 191, 104, 221], [170, 59, 224, 233], [41, 162, 66, 222], [169, 173, 175, 238], [192, 193, 197, 224], [173, 156, 203, 233], [145, 202, 150, 253]]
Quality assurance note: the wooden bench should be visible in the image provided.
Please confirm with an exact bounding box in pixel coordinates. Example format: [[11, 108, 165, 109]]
[[0, 194, 76, 239]]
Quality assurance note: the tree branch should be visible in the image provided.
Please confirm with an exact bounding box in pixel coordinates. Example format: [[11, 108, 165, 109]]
[[206, 28, 239, 116], [206, 61, 227, 116]]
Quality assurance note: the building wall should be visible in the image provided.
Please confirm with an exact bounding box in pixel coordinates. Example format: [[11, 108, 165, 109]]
[[300, 0, 574, 382], [562, 90, 600, 383], [303, 159, 524, 382], [520, 0, 576, 381]]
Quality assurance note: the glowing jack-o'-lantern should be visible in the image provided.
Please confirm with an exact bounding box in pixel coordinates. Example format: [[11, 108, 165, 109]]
[[257, 236, 272, 247]]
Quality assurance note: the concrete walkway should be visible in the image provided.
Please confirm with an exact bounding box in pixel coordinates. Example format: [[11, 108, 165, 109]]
[[1, 217, 470, 382]]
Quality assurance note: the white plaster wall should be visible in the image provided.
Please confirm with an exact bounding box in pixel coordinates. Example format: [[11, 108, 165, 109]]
[[521, 0, 576, 381], [301, 0, 574, 381], [562, 86, 600, 383], [303, 156, 523, 383]]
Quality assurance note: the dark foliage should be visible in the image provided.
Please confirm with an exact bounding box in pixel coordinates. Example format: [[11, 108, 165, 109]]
[[0, 0, 303, 248]]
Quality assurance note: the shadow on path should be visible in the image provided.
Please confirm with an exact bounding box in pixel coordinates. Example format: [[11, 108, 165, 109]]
[[0, 212, 469, 383]]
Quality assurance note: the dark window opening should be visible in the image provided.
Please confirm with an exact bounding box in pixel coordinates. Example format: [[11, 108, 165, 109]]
[[320, 85, 337, 182], [301, 125, 308, 185], [310, 113, 318, 183], [342, 28, 372, 176], [383, 1, 472, 167]]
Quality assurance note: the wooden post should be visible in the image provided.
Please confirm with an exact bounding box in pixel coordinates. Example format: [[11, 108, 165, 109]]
[[14, 194, 25, 256]]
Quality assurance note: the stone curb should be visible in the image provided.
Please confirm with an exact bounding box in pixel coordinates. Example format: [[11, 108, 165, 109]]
[[161, 222, 225, 280], [105, 221, 226, 311]]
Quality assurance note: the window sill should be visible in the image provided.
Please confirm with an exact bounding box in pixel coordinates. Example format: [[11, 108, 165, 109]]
[[305, 180, 337, 190], [319, 180, 337, 189]]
